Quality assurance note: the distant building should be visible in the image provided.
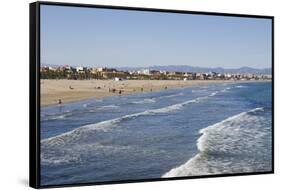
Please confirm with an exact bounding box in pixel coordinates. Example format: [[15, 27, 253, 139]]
[[160, 70, 168, 75], [137, 69, 150, 75], [150, 70, 161, 75], [97, 67, 117, 72], [196, 73, 206, 80], [225, 73, 232, 79], [76, 66, 86, 73], [184, 72, 195, 80], [48, 66, 56, 71], [97, 67, 104, 72], [90, 68, 97, 74]]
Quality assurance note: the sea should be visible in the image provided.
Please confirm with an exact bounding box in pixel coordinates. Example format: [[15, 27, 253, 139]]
[[40, 81, 272, 186]]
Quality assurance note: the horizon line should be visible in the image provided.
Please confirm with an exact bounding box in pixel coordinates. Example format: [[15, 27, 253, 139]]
[[41, 63, 271, 70]]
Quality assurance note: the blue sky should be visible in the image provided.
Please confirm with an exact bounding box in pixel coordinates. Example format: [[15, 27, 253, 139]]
[[40, 5, 272, 69]]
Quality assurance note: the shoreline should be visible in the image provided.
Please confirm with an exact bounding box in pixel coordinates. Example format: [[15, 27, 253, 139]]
[[40, 79, 270, 107]]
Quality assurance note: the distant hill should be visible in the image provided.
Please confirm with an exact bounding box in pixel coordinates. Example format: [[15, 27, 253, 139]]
[[117, 65, 271, 75]]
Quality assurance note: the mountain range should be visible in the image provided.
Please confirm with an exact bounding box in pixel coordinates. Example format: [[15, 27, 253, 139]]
[[117, 65, 271, 75]]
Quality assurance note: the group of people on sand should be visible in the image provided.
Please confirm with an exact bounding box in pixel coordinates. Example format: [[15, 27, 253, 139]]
[[57, 84, 169, 105]]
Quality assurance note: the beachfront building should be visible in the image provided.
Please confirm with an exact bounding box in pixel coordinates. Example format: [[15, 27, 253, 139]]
[[262, 74, 272, 79], [90, 68, 98, 74], [205, 73, 214, 80], [40, 65, 271, 81], [101, 69, 127, 80], [48, 66, 56, 71], [225, 73, 232, 79], [183, 72, 195, 80], [166, 71, 185, 80], [76, 66, 87, 74], [160, 70, 168, 75], [137, 69, 150, 75], [150, 70, 161, 75], [97, 67, 104, 72], [195, 73, 206, 80], [40, 66, 49, 72], [96, 67, 117, 72]]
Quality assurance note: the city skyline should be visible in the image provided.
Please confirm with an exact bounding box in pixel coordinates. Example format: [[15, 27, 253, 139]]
[[41, 5, 272, 69]]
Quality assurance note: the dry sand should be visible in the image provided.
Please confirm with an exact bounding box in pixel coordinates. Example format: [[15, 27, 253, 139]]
[[40, 79, 242, 106]]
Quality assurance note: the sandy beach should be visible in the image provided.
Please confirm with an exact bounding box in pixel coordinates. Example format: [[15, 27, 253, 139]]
[[41, 79, 252, 106]]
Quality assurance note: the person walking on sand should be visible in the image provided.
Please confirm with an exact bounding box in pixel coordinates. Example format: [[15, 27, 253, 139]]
[[58, 99, 62, 105]]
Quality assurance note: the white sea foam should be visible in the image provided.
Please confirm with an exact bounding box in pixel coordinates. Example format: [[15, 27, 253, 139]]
[[192, 89, 207, 93], [98, 105, 119, 109], [132, 98, 156, 104], [89, 105, 119, 112], [159, 92, 184, 99], [221, 87, 231, 93], [132, 92, 184, 104], [162, 107, 272, 177], [209, 91, 219, 97], [236, 85, 246, 88], [151, 99, 199, 114], [42, 112, 73, 121]]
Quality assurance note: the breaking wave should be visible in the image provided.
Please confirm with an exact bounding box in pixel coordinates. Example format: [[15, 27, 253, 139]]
[[162, 107, 272, 177]]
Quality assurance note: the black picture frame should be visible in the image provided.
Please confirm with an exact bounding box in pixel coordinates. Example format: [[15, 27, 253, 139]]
[[29, 1, 274, 189]]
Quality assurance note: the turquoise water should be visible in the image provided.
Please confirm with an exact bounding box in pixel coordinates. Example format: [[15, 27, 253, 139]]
[[40, 81, 272, 186]]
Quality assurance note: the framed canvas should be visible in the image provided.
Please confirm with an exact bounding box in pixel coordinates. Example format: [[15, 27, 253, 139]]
[[29, 1, 274, 188]]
